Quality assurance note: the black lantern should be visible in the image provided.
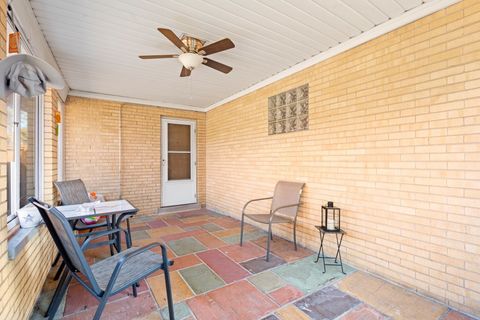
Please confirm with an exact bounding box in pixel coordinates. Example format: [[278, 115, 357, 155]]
[[321, 202, 341, 231]]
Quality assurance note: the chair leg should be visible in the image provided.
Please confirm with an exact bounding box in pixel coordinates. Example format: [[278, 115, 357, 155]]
[[48, 271, 72, 320], [45, 267, 69, 317], [93, 296, 109, 320], [270, 231, 273, 241], [126, 217, 132, 248], [132, 283, 138, 297], [107, 216, 115, 256], [266, 223, 272, 262], [52, 252, 61, 267], [163, 265, 175, 320], [293, 220, 298, 251], [53, 261, 65, 281], [240, 215, 245, 246]]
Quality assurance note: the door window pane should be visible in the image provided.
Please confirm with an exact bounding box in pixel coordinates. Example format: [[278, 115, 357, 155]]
[[168, 153, 191, 180], [168, 124, 190, 151], [19, 96, 36, 207]]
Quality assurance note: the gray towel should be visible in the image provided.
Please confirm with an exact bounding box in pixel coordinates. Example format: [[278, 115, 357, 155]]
[[7, 61, 47, 98]]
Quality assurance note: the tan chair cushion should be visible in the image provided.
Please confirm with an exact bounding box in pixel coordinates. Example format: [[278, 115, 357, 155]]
[[244, 213, 292, 224], [270, 181, 305, 218]]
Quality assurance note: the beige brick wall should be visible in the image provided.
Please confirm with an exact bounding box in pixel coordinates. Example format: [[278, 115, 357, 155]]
[[206, 0, 480, 316], [0, 85, 61, 319], [0, 4, 62, 316], [64, 96, 206, 213]]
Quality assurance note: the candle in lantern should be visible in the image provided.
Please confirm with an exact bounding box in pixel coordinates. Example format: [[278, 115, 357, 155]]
[[327, 218, 335, 230]]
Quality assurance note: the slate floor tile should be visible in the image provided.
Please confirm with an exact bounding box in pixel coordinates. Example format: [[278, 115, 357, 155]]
[[147, 225, 185, 239], [212, 225, 256, 238], [32, 209, 469, 320], [442, 310, 478, 320], [194, 233, 226, 249], [179, 264, 225, 294], [212, 227, 243, 238], [339, 303, 390, 320], [214, 217, 241, 228], [273, 255, 353, 294], [269, 284, 304, 305], [135, 215, 156, 222], [197, 249, 250, 283], [262, 315, 280, 320], [163, 217, 186, 227], [62, 291, 158, 320], [187, 281, 277, 320], [168, 254, 202, 272], [337, 272, 447, 320], [275, 305, 310, 320], [161, 229, 206, 242], [201, 222, 224, 232], [160, 302, 192, 320], [248, 271, 285, 293], [295, 286, 360, 319], [129, 223, 151, 232], [222, 229, 267, 244], [180, 215, 211, 224], [176, 210, 205, 218], [147, 219, 168, 228], [219, 242, 266, 262], [220, 242, 266, 262], [131, 230, 151, 241], [147, 271, 193, 308], [168, 237, 206, 256], [253, 236, 312, 262], [64, 280, 149, 315], [241, 254, 286, 274], [183, 226, 201, 231]]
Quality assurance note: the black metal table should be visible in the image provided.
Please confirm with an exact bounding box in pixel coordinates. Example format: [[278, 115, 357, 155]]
[[314, 225, 346, 274]]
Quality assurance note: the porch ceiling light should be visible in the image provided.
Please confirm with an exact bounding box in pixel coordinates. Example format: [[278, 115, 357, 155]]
[[178, 52, 204, 70]]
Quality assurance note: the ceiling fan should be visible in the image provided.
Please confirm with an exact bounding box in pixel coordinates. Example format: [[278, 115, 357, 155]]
[[139, 28, 235, 77]]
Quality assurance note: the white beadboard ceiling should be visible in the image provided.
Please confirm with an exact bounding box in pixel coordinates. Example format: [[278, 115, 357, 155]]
[[29, 0, 452, 110]]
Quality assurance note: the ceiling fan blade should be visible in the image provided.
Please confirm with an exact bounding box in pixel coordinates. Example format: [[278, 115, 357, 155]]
[[139, 54, 178, 59], [158, 28, 188, 52], [202, 58, 232, 74], [180, 67, 191, 77], [198, 38, 235, 56]]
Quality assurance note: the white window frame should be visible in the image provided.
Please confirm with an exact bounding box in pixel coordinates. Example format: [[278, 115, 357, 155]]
[[6, 18, 44, 230], [7, 94, 44, 230], [57, 99, 65, 181]]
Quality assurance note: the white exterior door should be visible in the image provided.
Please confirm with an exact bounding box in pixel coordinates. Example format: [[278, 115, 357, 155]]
[[161, 118, 197, 207]]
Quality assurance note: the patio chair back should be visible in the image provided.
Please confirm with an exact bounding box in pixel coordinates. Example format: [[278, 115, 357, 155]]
[[55, 179, 90, 205], [270, 181, 305, 218], [29, 197, 101, 294]]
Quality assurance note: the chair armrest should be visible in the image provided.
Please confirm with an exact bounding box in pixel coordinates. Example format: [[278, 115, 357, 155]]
[[105, 242, 172, 293], [270, 202, 302, 222], [80, 228, 122, 250], [242, 197, 273, 215]]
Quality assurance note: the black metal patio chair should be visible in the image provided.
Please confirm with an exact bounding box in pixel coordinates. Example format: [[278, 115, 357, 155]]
[[29, 197, 175, 320], [52, 179, 134, 279]]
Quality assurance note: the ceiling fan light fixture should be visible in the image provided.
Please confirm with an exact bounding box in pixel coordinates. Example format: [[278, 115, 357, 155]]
[[178, 52, 203, 70]]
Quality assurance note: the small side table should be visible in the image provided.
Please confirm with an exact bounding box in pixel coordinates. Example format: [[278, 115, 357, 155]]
[[314, 225, 346, 274]]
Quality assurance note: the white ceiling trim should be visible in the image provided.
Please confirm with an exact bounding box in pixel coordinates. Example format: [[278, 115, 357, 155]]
[[205, 0, 460, 112], [69, 90, 205, 112], [11, 0, 70, 101]]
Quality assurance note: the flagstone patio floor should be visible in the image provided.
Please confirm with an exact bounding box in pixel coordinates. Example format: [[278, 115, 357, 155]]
[[31, 208, 477, 320]]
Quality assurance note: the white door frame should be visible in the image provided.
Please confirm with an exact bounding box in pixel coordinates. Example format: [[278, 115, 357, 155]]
[[161, 118, 197, 207]]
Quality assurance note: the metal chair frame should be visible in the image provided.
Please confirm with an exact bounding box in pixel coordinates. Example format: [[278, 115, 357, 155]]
[[29, 197, 175, 320], [241, 199, 301, 261]]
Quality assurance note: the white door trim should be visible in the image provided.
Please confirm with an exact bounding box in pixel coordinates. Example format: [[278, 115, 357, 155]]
[[161, 118, 197, 207]]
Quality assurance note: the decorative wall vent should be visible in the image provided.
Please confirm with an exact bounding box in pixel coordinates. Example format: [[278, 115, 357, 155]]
[[268, 84, 308, 135]]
